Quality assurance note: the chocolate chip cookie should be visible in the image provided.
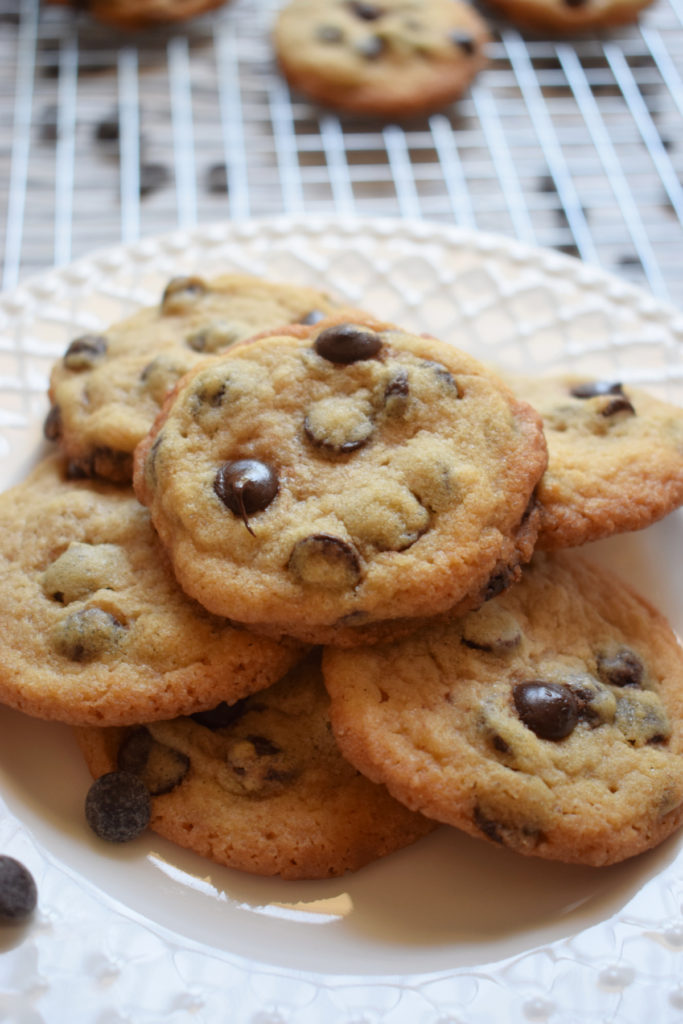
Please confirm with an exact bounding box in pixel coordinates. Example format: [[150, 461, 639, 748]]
[[134, 316, 547, 646], [0, 455, 303, 726], [274, 0, 490, 118], [323, 551, 683, 866], [75, 651, 436, 879], [46, 274, 342, 482], [510, 373, 683, 550], [44, 0, 230, 31], [482, 0, 653, 33]]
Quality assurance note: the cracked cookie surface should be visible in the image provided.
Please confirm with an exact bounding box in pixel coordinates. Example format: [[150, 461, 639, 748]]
[[274, 0, 490, 117], [47, 274, 341, 482], [0, 455, 302, 725], [510, 373, 683, 549], [75, 651, 435, 879], [323, 551, 683, 865], [134, 316, 547, 646]]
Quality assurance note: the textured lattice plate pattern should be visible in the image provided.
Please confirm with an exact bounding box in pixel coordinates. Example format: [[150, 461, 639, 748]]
[[2, 218, 683, 1022]]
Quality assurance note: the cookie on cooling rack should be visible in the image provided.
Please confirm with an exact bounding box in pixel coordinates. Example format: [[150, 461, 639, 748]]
[[0, 455, 303, 726], [75, 650, 436, 879], [133, 314, 547, 646], [44, 0, 230, 31], [274, 0, 490, 118], [509, 373, 683, 550], [482, 0, 653, 33], [323, 550, 683, 866], [46, 274, 342, 483]]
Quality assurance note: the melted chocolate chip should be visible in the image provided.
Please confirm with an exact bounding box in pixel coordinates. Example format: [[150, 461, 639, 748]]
[[450, 31, 475, 54], [0, 857, 37, 923], [288, 534, 361, 588], [117, 728, 190, 796], [213, 459, 279, 533], [596, 648, 644, 688], [314, 323, 383, 364], [316, 24, 344, 43], [479, 564, 518, 603], [513, 681, 579, 740], [66, 446, 132, 483], [191, 697, 250, 729], [52, 607, 126, 662], [383, 369, 410, 414], [349, 1, 382, 18], [63, 333, 108, 371], [601, 395, 636, 417], [161, 276, 207, 313], [85, 771, 151, 842], [570, 380, 624, 399], [43, 404, 62, 441]]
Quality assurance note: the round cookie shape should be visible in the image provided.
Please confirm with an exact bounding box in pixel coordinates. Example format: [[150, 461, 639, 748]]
[[75, 651, 436, 879], [509, 373, 683, 550], [0, 456, 303, 726], [44, 0, 230, 30], [481, 0, 653, 33], [134, 316, 547, 646], [323, 552, 683, 866], [47, 274, 342, 483], [274, 0, 490, 118]]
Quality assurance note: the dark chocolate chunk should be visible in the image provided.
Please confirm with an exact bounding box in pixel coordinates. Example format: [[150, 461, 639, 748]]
[[349, 1, 383, 18], [117, 728, 190, 796], [355, 34, 385, 59], [0, 857, 37, 923], [63, 333, 108, 371], [513, 681, 579, 740], [601, 395, 636, 417], [191, 697, 250, 729], [314, 323, 382, 364], [52, 607, 126, 662], [597, 648, 644, 688], [288, 533, 361, 588], [85, 771, 151, 842], [67, 446, 131, 483], [214, 459, 279, 533], [43, 404, 62, 441], [473, 806, 504, 844], [479, 564, 518, 603], [316, 24, 344, 43], [450, 31, 475, 54], [161, 276, 207, 313], [570, 380, 625, 399]]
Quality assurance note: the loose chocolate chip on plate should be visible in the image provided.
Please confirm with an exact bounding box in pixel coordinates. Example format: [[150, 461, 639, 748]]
[[63, 334, 108, 371], [288, 533, 361, 588], [214, 459, 279, 533], [596, 648, 644, 688], [314, 323, 383, 364], [0, 856, 37, 923], [85, 771, 151, 842], [513, 681, 579, 740]]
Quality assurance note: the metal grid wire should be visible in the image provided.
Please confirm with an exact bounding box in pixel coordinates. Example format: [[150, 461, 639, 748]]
[[2, 0, 683, 307]]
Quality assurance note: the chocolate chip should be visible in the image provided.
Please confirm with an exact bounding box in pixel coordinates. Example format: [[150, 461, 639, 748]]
[[214, 459, 279, 533], [43, 404, 62, 441], [479, 564, 518, 603], [63, 333, 108, 371], [601, 395, 636, 417], [473, 808, 541, 851], [348, 1, 383, 18], [383, 369, 410, 415], [71, 446, 131, 483], [85, 771, 151, 842], [161, 276, 207, 315], [565, 675, 616, 727], [117, 728, 190, 796], [450, 31, 475, 54], [52, 607, 126, 662], [316, 24, 344, 42], [424, 360, 460, 395], [304, 396, 375, 453], [570, 381, 625, 399], [614, 692, 671, 746], [300, 308, 329, 325], [288, 534, 361, 588], [355, 34, 385, 59], [225, 736, 298, 794], [0, 857, 37, 923], [596, 648, 644, 688], [314, 323, 383, 364], [473, 806, 504, 844], [513, 681, 579, 740], [191, 697, 250, 729]]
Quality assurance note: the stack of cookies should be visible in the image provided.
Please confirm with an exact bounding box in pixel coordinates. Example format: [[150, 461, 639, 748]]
[[2, 271, 683, 878]]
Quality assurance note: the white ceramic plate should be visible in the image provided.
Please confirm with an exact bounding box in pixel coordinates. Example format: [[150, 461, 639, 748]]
[[2, 217, 683, 1023]]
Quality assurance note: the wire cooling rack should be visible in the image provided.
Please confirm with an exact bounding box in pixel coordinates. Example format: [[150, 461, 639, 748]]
[[1, 0, 683, 307]]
